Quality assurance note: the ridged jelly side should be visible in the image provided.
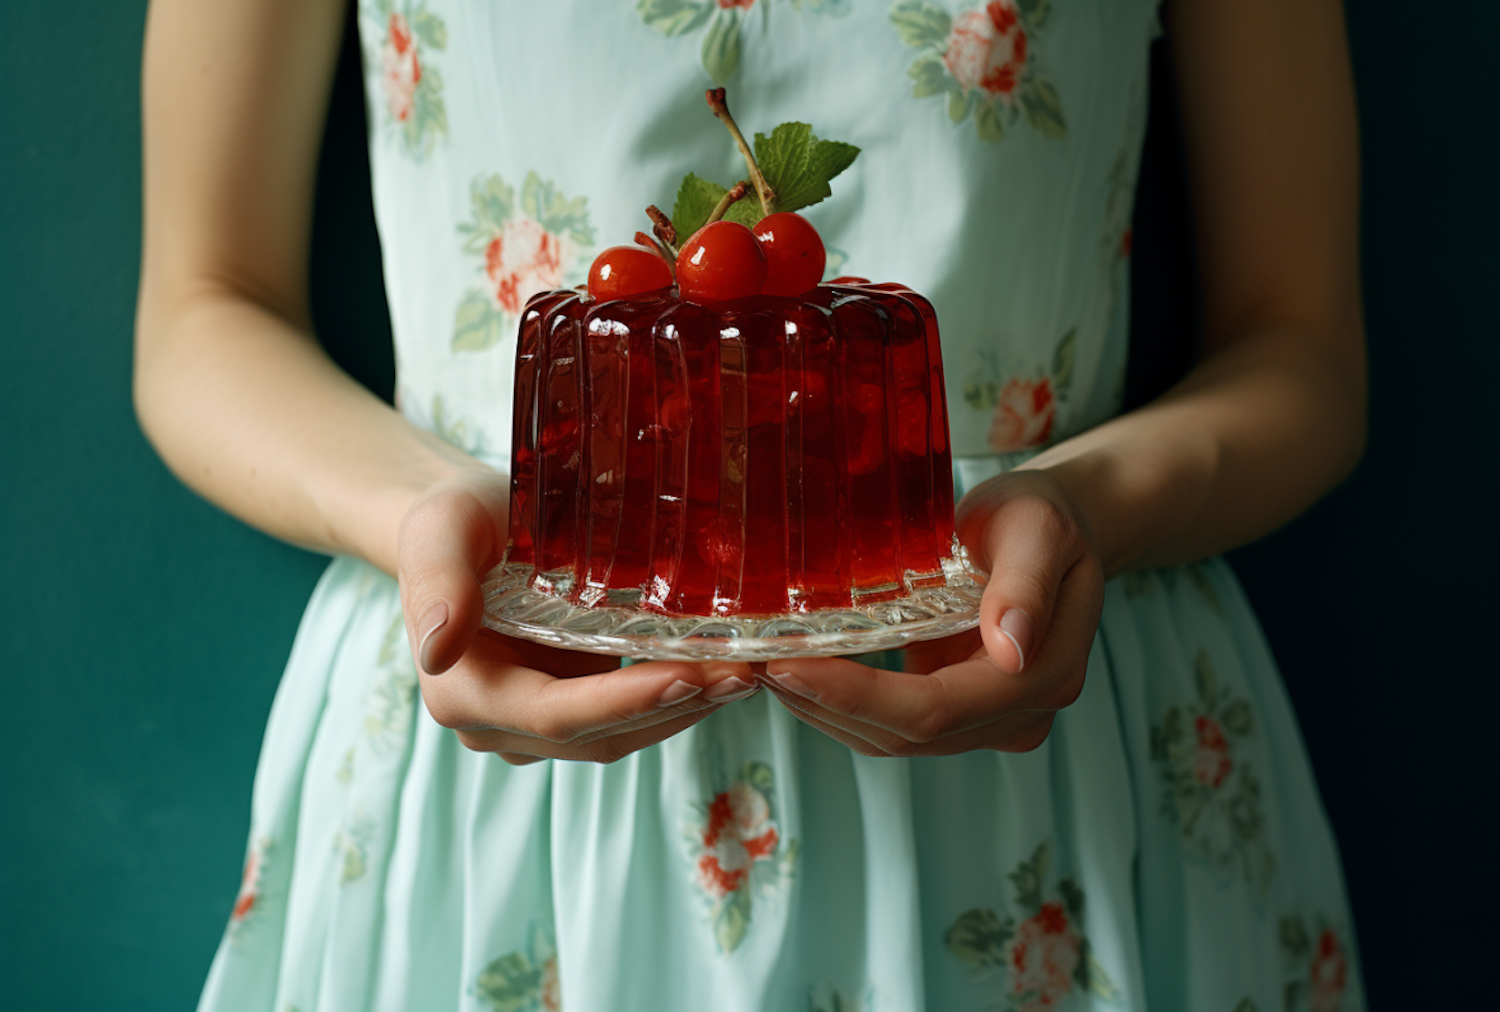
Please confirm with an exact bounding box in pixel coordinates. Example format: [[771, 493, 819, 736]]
[[506, 290, 578, 569], [506, 284, 957, 617]]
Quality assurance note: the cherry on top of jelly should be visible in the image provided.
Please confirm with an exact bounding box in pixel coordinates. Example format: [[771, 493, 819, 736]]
[[675, 220, 768, 303], [752, 212, 826, 297], [587, 245, 675, 301]]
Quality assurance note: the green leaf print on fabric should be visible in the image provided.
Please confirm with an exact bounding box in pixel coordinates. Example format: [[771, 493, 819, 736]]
[[1121, 564, 1227, 618], [1149, 650, 1276, 895], [805, 983, 862, 1012], [944, 908, 1015, 969], [453, 172, 593, 352], [637, 0, 849, 84], [891, 0, 1067, 144], [430, 394, 488, 457], [962, 330, 1073, 453], [701, 7, 745, 85], [944, 841, 1118, 1010], [475, 925, 562, 1011], [637, 0, 715, 37], [1051, 327, 1076, 395], [1278, 913, 1353, 1012], [362, 0, 448, 159], [890, 1, 952, 49], [690, 761, 797, 953]]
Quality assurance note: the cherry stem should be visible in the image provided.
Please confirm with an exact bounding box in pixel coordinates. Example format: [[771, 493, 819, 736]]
[[645, 206, 680, 260], [704, 181, 751, 226], [635, 230, 676, 269], [706, 88, 775, 217]]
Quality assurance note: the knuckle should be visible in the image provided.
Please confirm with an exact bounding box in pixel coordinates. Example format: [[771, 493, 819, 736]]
[[1043, 669, 1086, 712], [530, 712, 576, 745], [904, 705, 954, 745], [422, 694, 465, 731], [1001, 714, 1056, 753], [453, 729, 487, 752], [884, 737, 928, 759]]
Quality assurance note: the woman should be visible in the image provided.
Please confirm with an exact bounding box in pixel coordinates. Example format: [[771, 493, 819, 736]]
[[136, 0, 1367, 1008]]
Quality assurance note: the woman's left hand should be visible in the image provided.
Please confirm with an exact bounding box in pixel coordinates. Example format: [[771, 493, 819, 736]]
[[758, 469, 1105, 756]]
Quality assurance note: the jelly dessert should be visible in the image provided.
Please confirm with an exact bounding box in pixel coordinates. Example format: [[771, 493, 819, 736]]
[[504, 280, 956, 616], [492, 88, 973, 637]]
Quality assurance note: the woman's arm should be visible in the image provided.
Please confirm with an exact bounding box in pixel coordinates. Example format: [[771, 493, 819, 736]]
[[758, 0, 1365, 755], [135, 0, 751, 761], [1028, 0, 1366, 577], [134, 0, 475, 576]]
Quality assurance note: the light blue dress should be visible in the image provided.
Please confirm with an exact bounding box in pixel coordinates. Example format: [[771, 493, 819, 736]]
[[199, 2, 1365, 1010]]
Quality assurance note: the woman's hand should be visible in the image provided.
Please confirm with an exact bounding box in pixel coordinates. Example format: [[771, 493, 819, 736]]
[[756, 469, 1103, 756], [398, 469, 758, 764]]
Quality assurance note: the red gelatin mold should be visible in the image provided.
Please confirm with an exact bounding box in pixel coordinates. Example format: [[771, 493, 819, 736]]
[[480, 282, 984, 660]]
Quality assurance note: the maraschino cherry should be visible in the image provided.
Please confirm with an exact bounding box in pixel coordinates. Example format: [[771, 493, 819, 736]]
[[587, 245, 674, 300], [676, 220, 767, 302], [752, 212, 825, 297]]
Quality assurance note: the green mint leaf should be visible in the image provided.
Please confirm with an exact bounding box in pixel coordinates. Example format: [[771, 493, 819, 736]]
[[671, 172, 728, 239], [722, 200, 762, 228], [753, 122, 860, 215]]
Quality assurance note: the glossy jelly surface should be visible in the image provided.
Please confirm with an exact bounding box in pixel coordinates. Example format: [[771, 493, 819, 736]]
[[505, 282, 957, 618]]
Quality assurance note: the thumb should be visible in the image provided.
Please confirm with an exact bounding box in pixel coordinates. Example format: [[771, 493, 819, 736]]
[[398, 476, 509, 675], [960, 490, 1076, 676]]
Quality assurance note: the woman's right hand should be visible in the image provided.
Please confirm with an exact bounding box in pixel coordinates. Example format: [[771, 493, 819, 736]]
[[397, 468, 757, 765]]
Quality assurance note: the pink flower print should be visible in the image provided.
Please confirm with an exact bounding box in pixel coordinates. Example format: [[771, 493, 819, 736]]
[[484, 218, 568, 317], [1006, 901, 1081, 1011], [381, 13, 422, 122], [1193, 714, 1234, 789], [231, 846, 262, 923], [539, 954, 561, 1012], [718, 0, 755, 7], [696, 781, 780, 899], [987, 377, 1055, 452], [943, 1, 1029, 101], [1308, 928, 1348, 1012]]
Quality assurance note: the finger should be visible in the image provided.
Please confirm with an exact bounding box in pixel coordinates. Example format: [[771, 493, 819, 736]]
[[764, 675, 1059, 756], [398, 475, 511, 675], [758, 685, 891, 756], [902, 628, 984, 674], [957, 486, 1082, 674], [422, 633, 751, 742], [463, 705, 724, 764], [763, 654, 1029, 744]]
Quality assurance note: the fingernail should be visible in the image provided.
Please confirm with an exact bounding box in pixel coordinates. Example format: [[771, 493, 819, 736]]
[[656, 680, 704, 708], [999, 608, 1033, 671], [767, 671, 818, 701], [704, 676, 758, 702], [416, 601, 449, 673]]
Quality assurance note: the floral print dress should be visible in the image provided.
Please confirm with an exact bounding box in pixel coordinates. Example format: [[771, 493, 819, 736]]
[[197, 3, 1365, 1011]]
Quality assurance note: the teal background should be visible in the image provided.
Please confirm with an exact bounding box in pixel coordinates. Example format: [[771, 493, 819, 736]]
[[2, 3, 1493, 1008]]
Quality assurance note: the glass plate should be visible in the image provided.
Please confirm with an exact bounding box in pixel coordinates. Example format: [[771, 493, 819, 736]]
[[480, 540, 986, 661]]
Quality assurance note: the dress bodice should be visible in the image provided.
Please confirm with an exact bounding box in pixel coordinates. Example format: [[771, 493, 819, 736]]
[[355, 0, 1160, 469]]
